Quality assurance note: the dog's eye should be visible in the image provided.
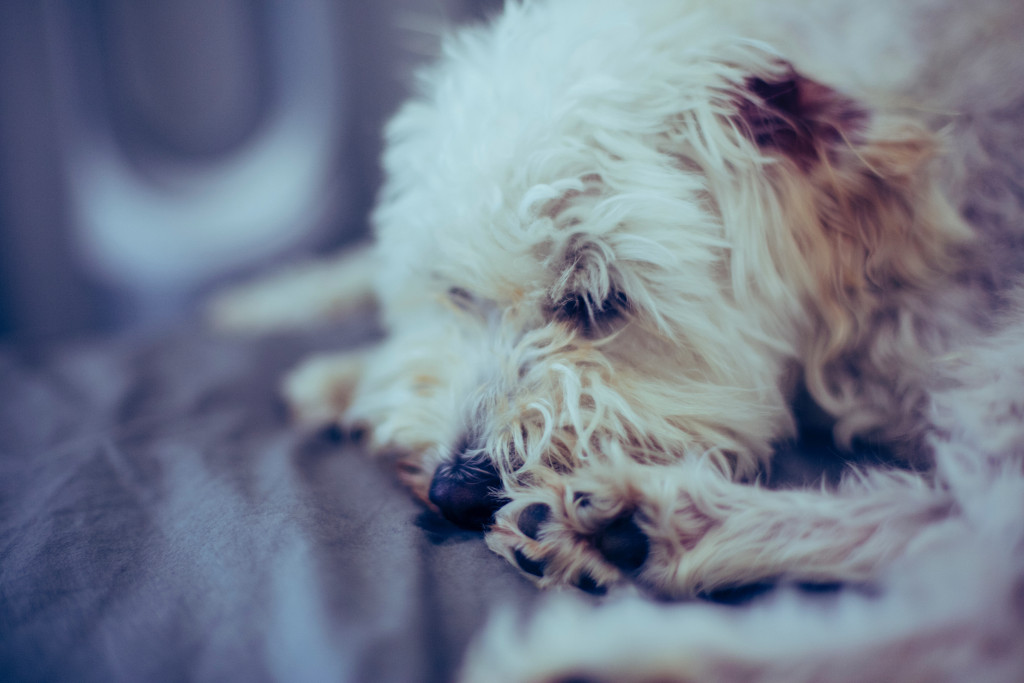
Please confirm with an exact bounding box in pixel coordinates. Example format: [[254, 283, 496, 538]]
[[446, 286, 498, 319], [555, 290, 629, 337], [447, 287, 475, 311]]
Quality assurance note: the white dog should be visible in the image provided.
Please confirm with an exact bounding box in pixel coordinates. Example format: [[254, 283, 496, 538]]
[[213, 0, 1024, 675]]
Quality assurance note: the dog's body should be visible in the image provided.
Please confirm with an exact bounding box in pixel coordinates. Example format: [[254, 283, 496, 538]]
[[212, 0, 1024, 677]]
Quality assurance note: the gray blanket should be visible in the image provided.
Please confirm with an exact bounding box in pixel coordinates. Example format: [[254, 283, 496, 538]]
[[0, 321, 539, 682]]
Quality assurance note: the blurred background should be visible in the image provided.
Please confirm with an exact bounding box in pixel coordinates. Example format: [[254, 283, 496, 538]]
[[0, 0, 502, 348]]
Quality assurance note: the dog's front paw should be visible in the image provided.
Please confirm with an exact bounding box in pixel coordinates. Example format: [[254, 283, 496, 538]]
[[488, 458, 953, 599], [485, 475, 662, 596], [282, 351, 369, 430], [282, 348, 459, 502], [483, 459, 755, 598]]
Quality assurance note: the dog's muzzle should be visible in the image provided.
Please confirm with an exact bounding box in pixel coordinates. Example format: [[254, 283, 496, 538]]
[[428, 449, 508, 530]]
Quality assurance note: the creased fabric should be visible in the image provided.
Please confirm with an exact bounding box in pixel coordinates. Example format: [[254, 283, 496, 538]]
[[0, 322, 538, 683]]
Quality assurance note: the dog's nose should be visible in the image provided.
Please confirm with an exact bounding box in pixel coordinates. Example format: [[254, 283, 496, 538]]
[[428, 451, 508, 530]]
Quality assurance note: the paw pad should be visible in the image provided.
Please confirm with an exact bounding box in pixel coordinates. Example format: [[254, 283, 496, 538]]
[[517, 503, 551, 540], [594, 515, 649, 572], [513, 549, 547, 577], [574, 570, 606, 595]]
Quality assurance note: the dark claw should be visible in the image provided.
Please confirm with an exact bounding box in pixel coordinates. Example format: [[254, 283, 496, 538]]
[[513, 549, 547, 577], [594, 515, 649, 573], [346, 422, 369, 443], [701, 583, 776, 605], [317, 422, 348, 443], [428, 449, 508, 530], [313, 421, 366, 445], [574, 570, 606, 595], [517, 503, 551, 540]]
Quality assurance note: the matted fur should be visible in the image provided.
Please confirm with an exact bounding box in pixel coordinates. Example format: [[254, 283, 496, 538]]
[[211, 0, 1024, 678]]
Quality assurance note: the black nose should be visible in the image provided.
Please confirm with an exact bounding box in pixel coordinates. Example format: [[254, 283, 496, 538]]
[[428, 450, 508, 530]]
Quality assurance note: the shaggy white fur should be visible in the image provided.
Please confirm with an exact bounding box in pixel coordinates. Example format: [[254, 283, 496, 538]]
[[461, 312, 1024, 681], [212, 0, 1024, 678]]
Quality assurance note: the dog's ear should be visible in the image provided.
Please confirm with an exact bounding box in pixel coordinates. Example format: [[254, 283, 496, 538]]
[[736, 66, 868, 169], [732, 61, 970, 304], [734, 63, 941, 181], [731, 63, 975, 432]]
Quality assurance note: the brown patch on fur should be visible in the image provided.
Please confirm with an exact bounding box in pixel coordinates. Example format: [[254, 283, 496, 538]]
[[738, 67, 867, 170], [799, 123, 972, 352]]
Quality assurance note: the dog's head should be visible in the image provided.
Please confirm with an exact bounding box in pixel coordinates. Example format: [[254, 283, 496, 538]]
[[362, 2, 972, 527]]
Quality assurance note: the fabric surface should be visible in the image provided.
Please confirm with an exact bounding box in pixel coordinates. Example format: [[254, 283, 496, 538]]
[[0, 319, 539, 683]]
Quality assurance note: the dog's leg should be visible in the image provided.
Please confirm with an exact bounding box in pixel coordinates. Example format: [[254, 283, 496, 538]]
[[487, 457, 952, 597], [281, 348, 372, 431], [207, 242, 377, 333]]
